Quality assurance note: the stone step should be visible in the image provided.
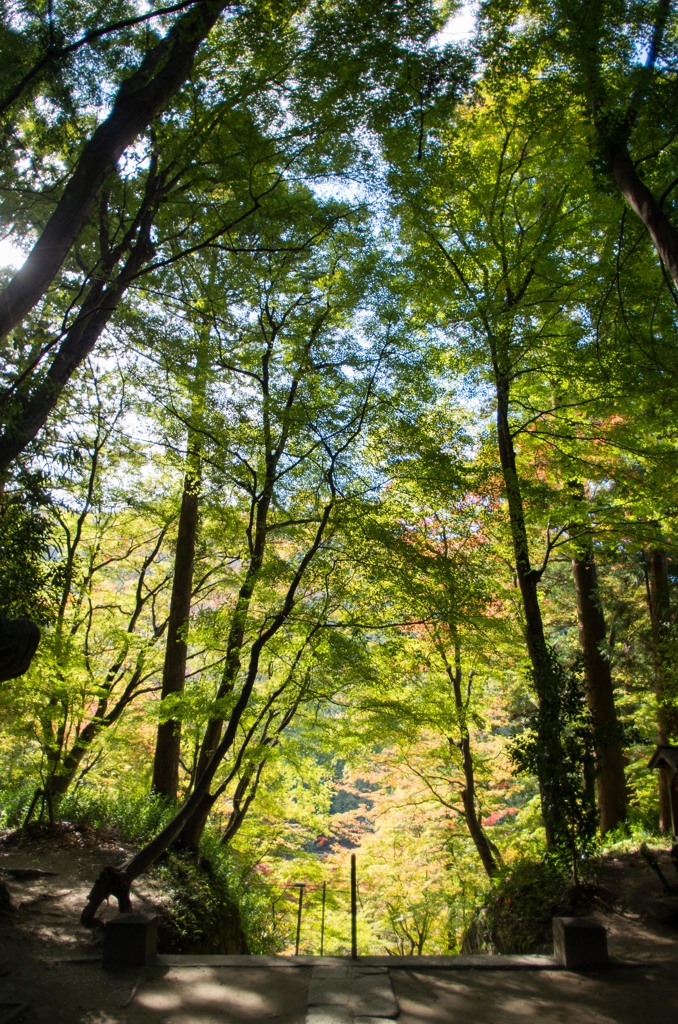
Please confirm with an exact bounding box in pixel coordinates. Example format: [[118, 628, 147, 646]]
[[306, 963, 399, 1023]]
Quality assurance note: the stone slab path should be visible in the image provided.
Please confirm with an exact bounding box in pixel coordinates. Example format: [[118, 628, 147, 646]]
[[123, 954, 570, 1023], [305, 961, 399, 1023]]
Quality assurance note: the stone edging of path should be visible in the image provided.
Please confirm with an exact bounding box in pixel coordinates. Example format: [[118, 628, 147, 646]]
[[151, 952, 647, 971], [152, 952, 608, 970]]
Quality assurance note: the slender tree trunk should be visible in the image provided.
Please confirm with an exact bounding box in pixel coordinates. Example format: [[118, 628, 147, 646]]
[[220, 763, 265, 846], [79, 341, 363, 920], [572, 548, 627, 834], [81, 560, 323, 922], [493, 363, 565, 850], [81, 645, 267, 924], [151, 464, 200, 799], [41, 521, 170, 809], [43, 690, 129, 804], [0, 177, 159, 475], [580, 0, 678, 288], [446, 633, 501, 878], [646, 547, 678, 832], [174, 790, 217, 849], [150, 337, 207, 799], [169, 326, 313, 847]]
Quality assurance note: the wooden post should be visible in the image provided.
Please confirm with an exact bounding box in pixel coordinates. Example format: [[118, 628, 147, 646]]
[[320, 881, 326, 956], [350, 854, 357, 960], [294, 883, 305, 956]]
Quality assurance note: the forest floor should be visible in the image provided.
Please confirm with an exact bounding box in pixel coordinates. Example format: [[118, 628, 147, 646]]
[[0, 823, 678, 1023]]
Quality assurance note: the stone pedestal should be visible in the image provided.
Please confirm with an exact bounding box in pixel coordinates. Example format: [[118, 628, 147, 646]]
[[552, 916, 608, 968], [102, 912, 158, 966]]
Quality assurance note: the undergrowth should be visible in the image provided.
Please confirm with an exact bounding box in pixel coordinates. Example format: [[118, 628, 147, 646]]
[[463, 858, 586, 954], [155, 844, 279, 955], [57, 789, 176, 844]]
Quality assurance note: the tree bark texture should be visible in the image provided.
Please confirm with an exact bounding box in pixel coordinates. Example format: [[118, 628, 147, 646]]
[[0, 0, 230, 342], [171, 329, 303, 844], [580, 0, 678, 289], [81, 624, 275, 924], [151, 465, 200, 799], [607, 141, 678, 290], [572, 549, 627, 834], [493, 366, 566, 850]]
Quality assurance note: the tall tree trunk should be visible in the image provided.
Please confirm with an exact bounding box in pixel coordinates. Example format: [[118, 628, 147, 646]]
[[150, 339, 207, 800], [646, 547, 678, 832], [81, 497, 335, 924], [572, 547, 627, 834], [581, 0, 678, 288], [169, 324, 319, 848], [493, 362, 566, 850], [151, 463, 200, 799], [0, 167, 161, 476]]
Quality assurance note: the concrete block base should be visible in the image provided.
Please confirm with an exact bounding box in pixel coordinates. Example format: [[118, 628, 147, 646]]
[[552, 916, 608, 969], [103, 911, 158, 966]]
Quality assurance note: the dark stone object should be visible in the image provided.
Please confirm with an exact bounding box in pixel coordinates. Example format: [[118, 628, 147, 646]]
[[0, 881, 13, 914], [552, 916, 609, 968], [645, 897, 678, 925], [102, 912, 158, 966], [0, 618, 40, 682]]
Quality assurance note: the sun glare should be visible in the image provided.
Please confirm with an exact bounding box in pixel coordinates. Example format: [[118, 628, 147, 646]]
[[0, 237, 25, 269], [434, 2, 477, 45]]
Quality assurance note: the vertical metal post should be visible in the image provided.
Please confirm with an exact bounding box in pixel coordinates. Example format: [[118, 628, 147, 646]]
[[320, 881, 327, 956], [350, 854, 357, 960], [294, 883, 305, 956]]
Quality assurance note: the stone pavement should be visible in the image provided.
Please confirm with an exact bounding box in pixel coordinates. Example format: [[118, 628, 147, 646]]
[[305, 959, 398, 1023], [110, 952, 678, 1024], [119, 954, 559, 1024], [3, 944, 677, 1022]]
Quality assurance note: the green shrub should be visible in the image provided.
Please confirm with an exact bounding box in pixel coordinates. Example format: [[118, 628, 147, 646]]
[[155, 853, 249, 954], [155, 843, 280, 955], [57, 788, 175, 844], [464, 858, 582, 954], [0, 781, 36, 829]]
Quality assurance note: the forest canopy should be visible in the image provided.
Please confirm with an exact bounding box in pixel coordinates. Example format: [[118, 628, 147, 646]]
[[0, 0, 676, 954]]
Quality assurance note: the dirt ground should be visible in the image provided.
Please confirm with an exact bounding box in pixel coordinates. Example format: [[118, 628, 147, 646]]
[[1, 825, 678, 1024], [0, 823, 171, 1022]]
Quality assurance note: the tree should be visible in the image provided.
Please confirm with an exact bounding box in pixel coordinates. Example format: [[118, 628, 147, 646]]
[[646, 546, 678, 830], [79, 204, 394, 920], [0, 0, 452, 474], [18, 367, 175, 815], [479, 0, 678, 290], [572, 543, 627, 833], [317, 371, 515, 880], [385, 79, 601, 848], [0, 0, 233, 341], [151, 334, 208, 801]]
